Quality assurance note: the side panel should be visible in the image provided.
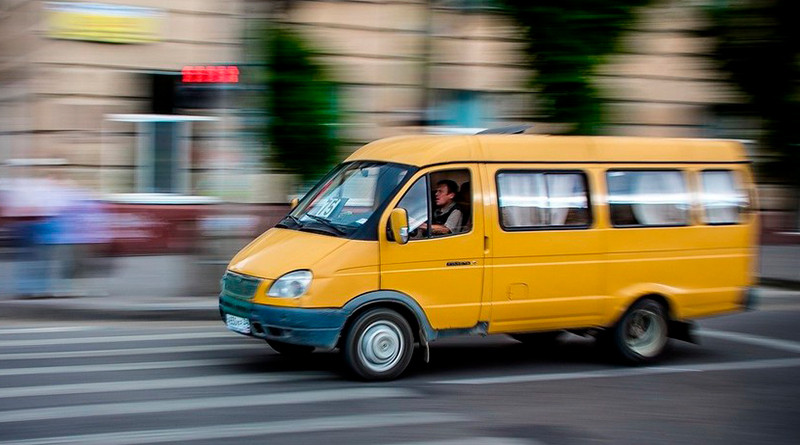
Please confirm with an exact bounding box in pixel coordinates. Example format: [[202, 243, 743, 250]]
[[485, 164, 606, 333], [379, 164, 486, 329], [600, 164, 757, 324]]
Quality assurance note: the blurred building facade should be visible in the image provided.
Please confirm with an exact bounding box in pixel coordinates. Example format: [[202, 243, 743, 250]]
[[0, 0, 793, 214], [0, 0, 248, 201]]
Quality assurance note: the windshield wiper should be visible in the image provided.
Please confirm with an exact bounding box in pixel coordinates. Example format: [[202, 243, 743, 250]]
[[277, 214, 303, 228], [304, 214, 347, 235]]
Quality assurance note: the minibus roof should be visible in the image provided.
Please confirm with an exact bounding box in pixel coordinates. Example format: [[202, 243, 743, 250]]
[[345, 135, 749, 167]]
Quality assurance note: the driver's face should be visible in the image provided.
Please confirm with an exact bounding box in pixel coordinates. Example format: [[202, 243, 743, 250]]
[[434, 185, 454, 207]]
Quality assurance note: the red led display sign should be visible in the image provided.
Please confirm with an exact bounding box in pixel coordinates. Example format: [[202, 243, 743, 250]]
[[182, 66, 239, 83]]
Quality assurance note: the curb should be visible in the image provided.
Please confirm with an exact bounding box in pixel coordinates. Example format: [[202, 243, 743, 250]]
[[759, 278, 800, 291], [0, 297, 220, 322]]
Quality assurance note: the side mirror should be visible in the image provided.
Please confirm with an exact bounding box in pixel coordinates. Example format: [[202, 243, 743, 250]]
[[289, 198, 299, 210], [389, 208, 409, 245]]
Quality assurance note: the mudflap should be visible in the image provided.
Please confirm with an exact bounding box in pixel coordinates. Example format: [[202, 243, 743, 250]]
[[419, 327, 430, 363], [669, 320, 699, 344]]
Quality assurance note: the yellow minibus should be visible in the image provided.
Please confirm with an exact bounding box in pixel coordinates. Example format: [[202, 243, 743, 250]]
[[219, 135, 757, 380]]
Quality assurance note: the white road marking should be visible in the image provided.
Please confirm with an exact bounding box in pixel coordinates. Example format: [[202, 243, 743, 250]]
[[434, 357, 800, 385], [0, 358, 241, 377], [0, 372, 328, 399], [0, 387, 417, 424], [0, 327, 98, 335], [0, 412, 465, 445], [384, 439, 537, 445], [0, 332, 235, 348], [699, 329, 800, 354], [0, 343, 260, 360]]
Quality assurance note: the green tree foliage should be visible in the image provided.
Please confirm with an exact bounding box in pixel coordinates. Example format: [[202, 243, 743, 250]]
[[260, 26, 340, 181], [705, 0, 800, 186], [498, 0, 649, 134]]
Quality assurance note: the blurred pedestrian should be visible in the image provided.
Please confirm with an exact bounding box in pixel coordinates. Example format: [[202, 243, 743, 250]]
[[37, 174, 111, 297], [0, 171, 62, 297]]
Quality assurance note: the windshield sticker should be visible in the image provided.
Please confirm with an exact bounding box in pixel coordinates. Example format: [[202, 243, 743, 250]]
[[315, 197, 346, 218]]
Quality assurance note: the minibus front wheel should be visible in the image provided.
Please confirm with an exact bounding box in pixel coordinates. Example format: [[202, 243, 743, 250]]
[[610, 298, 668, 364], [343, 308, 414, 381]]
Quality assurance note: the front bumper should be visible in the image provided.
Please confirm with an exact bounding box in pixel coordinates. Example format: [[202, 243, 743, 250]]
[[219, 293, 347, 350]]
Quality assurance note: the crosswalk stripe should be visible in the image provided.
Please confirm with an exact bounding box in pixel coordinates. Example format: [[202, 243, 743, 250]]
[[0, 327, 99, 335], [0, 344, 261, 360], [0, 332, 236, 348], [0, 387, 417, 424], [0, 373, 327, 399], [699, 329, 800, 354], [383, 439, 537, 445], [0, 358, 240, 377], [0, 412, 466, 445], [434, 357, 800, 385]]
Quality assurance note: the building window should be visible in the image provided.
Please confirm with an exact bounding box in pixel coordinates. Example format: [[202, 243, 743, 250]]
[[136, 120, 189, 194], [607, 170, 690, 227], [108, 114, 217, 196], [432, 0, 500, 11], [497, 171, 590, 230], [431, 90, 486, 128], [700, 170, 749, 225]]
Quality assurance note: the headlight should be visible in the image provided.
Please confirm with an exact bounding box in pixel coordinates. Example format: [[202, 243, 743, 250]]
[[267, 270, 312, 298]]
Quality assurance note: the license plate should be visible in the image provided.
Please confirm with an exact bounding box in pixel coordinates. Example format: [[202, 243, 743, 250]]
[[225, 314, 251, 334]]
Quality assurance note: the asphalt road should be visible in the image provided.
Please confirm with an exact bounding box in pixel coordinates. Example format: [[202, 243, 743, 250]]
[[1, 298, 799, 445]]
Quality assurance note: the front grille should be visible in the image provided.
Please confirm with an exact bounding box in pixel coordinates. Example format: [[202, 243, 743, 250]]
[[221, 271, 261, 300]]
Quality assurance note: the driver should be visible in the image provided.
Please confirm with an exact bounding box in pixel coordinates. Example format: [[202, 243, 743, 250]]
[[420, 179, 463, 236]]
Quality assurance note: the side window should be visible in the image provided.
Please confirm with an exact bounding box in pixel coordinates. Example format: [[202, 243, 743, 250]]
[[497, 171, 590, 230], [394, 169, 472, 240], [429, 170, 471, 237], [607, 170, 690, 227], [396, 176, 429, 236], [700, 170, 749, 224]]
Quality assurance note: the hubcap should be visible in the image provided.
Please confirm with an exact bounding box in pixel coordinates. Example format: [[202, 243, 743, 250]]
[[359, 320, 404, 373], [623, 308, 666, 358]]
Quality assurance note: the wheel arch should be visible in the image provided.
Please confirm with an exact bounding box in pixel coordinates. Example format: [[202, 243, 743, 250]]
[[608, 284, 679, 327], [337, 290, 434, 348]]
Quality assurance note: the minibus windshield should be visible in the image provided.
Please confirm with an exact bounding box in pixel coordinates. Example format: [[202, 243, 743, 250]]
[[278, 161, 415, 239]]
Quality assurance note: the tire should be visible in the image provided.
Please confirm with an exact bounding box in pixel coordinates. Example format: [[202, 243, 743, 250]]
[[510, 331, 561, 347], [343, 308, 414, 381], [266, 339, 315, 356], [610, 298, 668, 364]]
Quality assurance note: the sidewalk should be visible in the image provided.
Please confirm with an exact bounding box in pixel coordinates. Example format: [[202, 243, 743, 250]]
[[0, 252, 222, 321], [0, 294, 219, 322], [759, 244, 800, 288], [0, 245, 798, 322]]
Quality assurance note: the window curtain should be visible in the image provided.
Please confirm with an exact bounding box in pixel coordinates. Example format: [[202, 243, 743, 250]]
[[546, 174, 580, 225], [702, 171, 744, 224], [498, 173, 547, 227], [631, 171, 688, 225]]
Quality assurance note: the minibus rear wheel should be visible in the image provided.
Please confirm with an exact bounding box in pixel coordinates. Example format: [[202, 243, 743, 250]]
[[343, 308, 414, 381], [266, 339, 314, 356], [611, 298, 668, 364]]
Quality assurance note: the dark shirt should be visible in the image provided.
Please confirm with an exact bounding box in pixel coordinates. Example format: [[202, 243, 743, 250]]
[[432, 202, 463, 234]]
